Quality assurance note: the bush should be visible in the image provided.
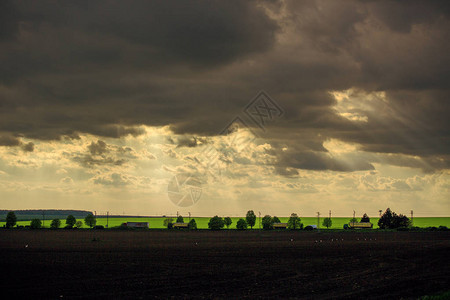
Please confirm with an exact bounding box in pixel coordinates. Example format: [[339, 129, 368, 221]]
[[93, 225, 104, 230], [30, 219, 42, 229], [438, 226, 449, 231], [396, 227, 410, 231], [208, 216, 225, 230], [176, 215, 184, 223], [304, 225, 315, 231], [163, 218, 174, 229], [236, 218, 248, 230], [272, 216, 281, 223], [50, 219, 61, 229], [64, 224, 73, 229], [75, 221, 83, 228], [392, 214, 411, 228]]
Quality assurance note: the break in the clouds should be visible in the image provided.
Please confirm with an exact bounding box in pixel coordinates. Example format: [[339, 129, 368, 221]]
[[0, 0, 449, 216]]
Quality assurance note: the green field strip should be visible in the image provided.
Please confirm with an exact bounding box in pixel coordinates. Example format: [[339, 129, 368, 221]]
[[2, 217, 450, 229]]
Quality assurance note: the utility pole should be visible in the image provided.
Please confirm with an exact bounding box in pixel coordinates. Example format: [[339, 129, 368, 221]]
[[189, 212, 191, 221], [329, 210, 331, 219], [106, 211, 109, 228], [411, 210, 413, 226], [353, 210, 356, 220], [317, 212, 320, 229], [42, 211, 45, 228]]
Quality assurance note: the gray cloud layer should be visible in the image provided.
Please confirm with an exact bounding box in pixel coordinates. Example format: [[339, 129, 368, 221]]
[[0, 0, 449, 172]]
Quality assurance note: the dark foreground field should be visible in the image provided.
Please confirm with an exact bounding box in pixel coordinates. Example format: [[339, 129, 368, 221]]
[[0, 230, 449, 299]]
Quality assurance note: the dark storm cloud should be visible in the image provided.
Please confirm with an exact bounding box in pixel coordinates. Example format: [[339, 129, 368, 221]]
[[0, 0, 278, 141], [0, 0, 449, 172], [272, 146, 375, 173], [1, 0, 278, 80], [0, 135, 21, 147], [0, 134, 34, 152], [0, 1, 19, 41]]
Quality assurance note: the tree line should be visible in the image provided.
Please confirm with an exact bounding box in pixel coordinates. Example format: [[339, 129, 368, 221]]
[[4, 212, 97, 229], [1, 208, 428, 231], [163, 208, 414, 230]]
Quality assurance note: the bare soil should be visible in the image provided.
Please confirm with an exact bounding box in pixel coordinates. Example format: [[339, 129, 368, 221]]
[[0, 230, 449, 299]]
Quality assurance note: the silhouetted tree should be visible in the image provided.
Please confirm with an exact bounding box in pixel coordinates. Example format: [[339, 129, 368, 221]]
[[30, 218, 42, 229], [6, 211, 17, 228], [246, 210, 256, 229], [188, 219, 197, 230], [378, 208, 394, 229], [75, 221, 83, 228], [66, 215, 76, 228], [322, 217, 332, 229], [361, 213, 370, 223], [262, 215, 274, 230], [392, 214, 411, 228], [176, 215, 184, 223], [224, 217, 232, 229], [288, 213, 301, 230], [378, 208, 411, 229], [50, 219, 61, 229], [236, 218, 248, 230], [272, 216, 281, 224], [208, 216, 225, 230], [84, 213, 96, 228]]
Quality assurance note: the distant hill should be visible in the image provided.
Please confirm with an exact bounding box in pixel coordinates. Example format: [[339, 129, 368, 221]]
[[0, 210, 93, 221]]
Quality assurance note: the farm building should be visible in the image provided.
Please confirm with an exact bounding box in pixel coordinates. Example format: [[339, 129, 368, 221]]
[[125, 222, 149, 228], [273, 223, 288, 229], [173, 222, 189, 229], [347, 222, 373, 229]]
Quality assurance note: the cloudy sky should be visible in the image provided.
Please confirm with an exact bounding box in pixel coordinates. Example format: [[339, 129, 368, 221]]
[[0, 0, 449, 217]]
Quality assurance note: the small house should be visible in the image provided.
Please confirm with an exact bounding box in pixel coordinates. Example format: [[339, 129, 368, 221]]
[[273, 223, 288, 229], [172, 222, 189, 229], [348, 222, 373, 229], [126, 222, 149, 228]]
